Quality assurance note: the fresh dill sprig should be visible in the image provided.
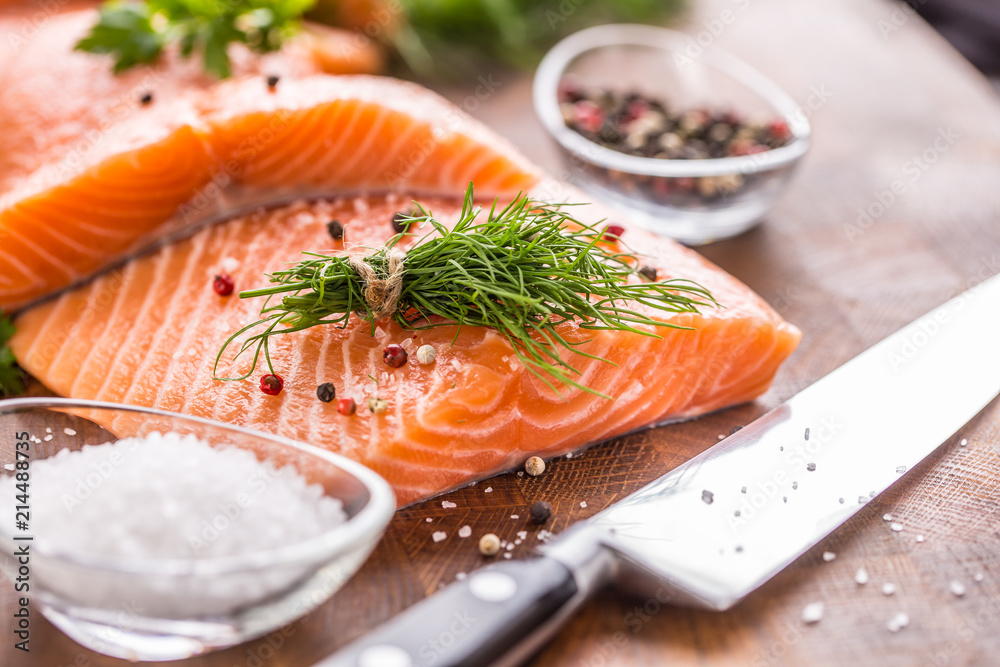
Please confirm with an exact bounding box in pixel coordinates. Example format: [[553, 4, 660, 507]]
[[76, 0, 315, 78], [215, 185, 716, 398], [0, 311, 26, 398]]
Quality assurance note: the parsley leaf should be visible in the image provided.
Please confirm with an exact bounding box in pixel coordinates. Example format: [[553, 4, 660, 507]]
[[76, 0, 316, 78], [0, 311, 25, 398]]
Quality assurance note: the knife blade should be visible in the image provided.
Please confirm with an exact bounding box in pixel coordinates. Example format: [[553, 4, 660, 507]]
[[317, 273, 1000, 667]]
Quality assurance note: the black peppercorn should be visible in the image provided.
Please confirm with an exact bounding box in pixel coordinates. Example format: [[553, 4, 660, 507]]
[[391, 211, 413, 234], [317, 382, 336, 403], [266, 74, 280, 89], [638, 265, 657, 282], [529, 500, 551, 524], [139, 91, 153, 106], [327, 220, 344, 240]]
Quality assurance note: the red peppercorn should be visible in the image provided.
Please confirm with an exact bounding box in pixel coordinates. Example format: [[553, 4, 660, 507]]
[[574, 100, 605, 134], [768, 119, 791, 141], [213, 274, 235, 296], [260, 374, 283, 396], [337, 397, 356, 416], [602, 224, 625, 241], [383, 344, 408, 368]]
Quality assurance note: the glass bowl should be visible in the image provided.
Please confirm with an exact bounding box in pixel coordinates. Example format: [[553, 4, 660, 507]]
[[0, 398, 395, 661], [533, 24, 810, 245]]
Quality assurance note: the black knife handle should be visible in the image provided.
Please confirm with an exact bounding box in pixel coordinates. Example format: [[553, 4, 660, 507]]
[[316, 557, 579, 667]]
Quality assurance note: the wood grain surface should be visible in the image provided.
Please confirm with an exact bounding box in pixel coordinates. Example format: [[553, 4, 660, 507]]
[[4, 0, 1000, 664]]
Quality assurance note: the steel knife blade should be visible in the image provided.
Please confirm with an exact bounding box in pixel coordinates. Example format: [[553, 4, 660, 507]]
[[318, 273, 1000, 667]]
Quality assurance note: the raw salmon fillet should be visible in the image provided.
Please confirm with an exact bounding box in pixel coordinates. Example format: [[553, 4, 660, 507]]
[[10, 196, 801, 505], [0, 10, 538, 310]]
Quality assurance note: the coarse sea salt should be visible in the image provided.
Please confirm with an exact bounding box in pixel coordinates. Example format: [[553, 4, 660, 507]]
[[801, 602, 824, 624], [432, 531, 447, 543], [458, 525, 472, 538], [442, 501, 457, 509], [0, 432, 348, 616]]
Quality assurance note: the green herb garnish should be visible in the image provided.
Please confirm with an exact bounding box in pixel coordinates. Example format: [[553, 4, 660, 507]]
[[76, 0, 315, 78], [215, 186, 716, 398], [0, 311, 26, 398]]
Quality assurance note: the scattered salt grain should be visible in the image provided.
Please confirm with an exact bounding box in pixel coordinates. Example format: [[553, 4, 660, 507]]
[[399, 338, 413, 351], [855, 568, 869, 585], [949, 581, 966, 597], [882, 583, 896, 596], [741, 486, 747, 494], [442, 501, 457, 509], [503, 552, 512, 559], [823, 551, 836, 562], [887, 612, 909, 633], [858, 496, 868, 504], [839, 498, 845, 504], [895, 466, 906, 474], [426, 517, 433, 523], [3, 463, 13, 471], [450, 359, 462, 372], [701, 490, 714, 504], [374, 326, 387, 340], [432, 531, 447, 543], [579, 501, 588, 509], [45, 428, 51, 434], [517, 530, 527, 540], [960, 439, 968, 446], [974, 573, 985, 583], [883, 513, 893, 522], [805, 427, 810, 440], [458, 525, 472, 538], [43, 435, 53, 442], [801, 602, 824, 624], [506, 543, 515, 551], [718, 434, 725, 440], [456, 572, 467, 581], [484, 486, 493, 493], [806, 462, 816, 472], [537, 530, 554, 542], [511, 514, 519, 519], [916, 534, 925, 543], [890, 522, 903, 532]]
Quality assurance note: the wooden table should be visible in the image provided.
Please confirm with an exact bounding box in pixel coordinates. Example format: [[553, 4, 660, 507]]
[[5, 0, 1000, 664]]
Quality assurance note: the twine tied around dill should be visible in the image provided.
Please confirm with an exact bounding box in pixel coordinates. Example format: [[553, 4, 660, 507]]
[[348, 248, 406, 320]]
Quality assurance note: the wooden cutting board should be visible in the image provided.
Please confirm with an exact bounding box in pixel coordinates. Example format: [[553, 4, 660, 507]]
[[4, 0, 1000, 665]]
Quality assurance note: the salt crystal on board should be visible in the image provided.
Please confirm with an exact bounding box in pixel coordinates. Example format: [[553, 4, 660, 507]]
[[580, 501, 588, 508], [456, 572, 467, 581], [517, 531, 527, 540], [974, 573, 985, 583], [882, 583, 896, 596], [425, 517, 433, 523], [891, 523, 903, 532], [916, 534, 925, 543], [949, 581, 966, 597], [45, 428, 52, 434], [511, 514, 519, 519], [806, 463, 816, 472], [801, 602, 824, 624], [883, 514, 893, 522], [458, 526, 472, 538], [3, 464, 13, 471], [823, 551, 836, 562], [442, 501, 457, 509], [960, 439, 968, 446], [43, 435, 53, 442], [855, 568, 869, 585], [432, 531, 447, 543], [887, 612, 909, 633], [504, 553, 512, 559], [484, 487, 493, 493]]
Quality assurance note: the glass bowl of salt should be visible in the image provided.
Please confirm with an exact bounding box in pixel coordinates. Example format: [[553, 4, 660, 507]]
[[0, 398, 395, 661]]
